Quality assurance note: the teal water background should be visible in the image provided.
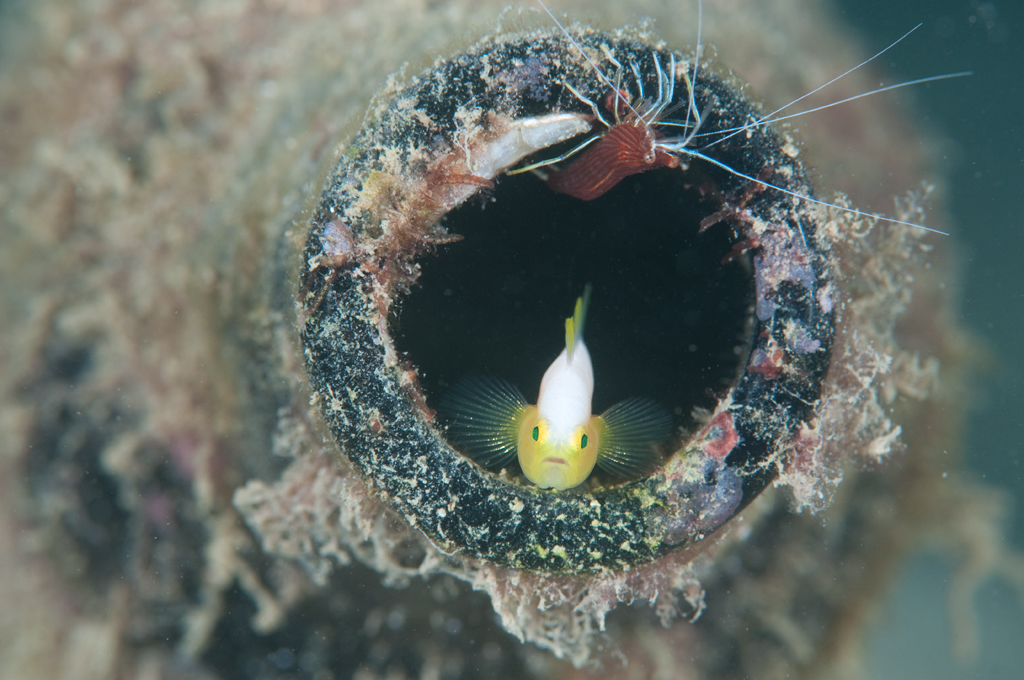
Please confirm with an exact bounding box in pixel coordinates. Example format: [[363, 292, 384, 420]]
[[836, 0, 1024, 677]]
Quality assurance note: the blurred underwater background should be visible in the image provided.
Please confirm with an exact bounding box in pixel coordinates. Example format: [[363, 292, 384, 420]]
[[837, 0, 1024, 677], [0, 0, 1021, 678]]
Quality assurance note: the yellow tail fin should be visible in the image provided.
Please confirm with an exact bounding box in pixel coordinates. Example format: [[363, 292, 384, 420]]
[[565, 284, 592, 361]]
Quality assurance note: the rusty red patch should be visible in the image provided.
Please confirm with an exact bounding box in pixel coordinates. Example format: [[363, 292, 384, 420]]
[[700, 411, 740, 459], [747, 347, 785, 379]]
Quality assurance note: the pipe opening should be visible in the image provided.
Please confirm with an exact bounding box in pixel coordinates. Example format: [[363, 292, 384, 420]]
[[393, 161, 756, 450]]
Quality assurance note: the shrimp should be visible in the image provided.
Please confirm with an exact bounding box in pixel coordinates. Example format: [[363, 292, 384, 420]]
[[518, 0, 968, 236]]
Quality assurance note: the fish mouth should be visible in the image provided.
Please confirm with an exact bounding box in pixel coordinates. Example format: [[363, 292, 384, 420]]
[[543, 457, 569, 466]]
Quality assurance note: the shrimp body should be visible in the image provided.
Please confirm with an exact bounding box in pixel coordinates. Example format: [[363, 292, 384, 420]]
[[524, 44, 693, 201], [547, 121, 680, 200]]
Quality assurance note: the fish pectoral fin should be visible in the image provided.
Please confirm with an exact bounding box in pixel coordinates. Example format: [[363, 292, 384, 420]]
[[594, 397, 672, 479], [438, 376, 527, 469]]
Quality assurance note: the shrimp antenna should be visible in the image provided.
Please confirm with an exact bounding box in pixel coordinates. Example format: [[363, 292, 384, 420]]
[[664, 145, 950, 235], [652, 0, 708, 148], [704, 23, 925, 151], [756, 71, 972, 126], [685, 0, 704, 135], [536, 1, 643, 123], [682, 71, 971, 141]]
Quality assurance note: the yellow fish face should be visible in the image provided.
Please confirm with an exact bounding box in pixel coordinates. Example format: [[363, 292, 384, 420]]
[[517, 406, 602, 491]]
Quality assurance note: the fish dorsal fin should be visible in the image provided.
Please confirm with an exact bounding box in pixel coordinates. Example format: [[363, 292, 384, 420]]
[[565, 284, 592, 362]]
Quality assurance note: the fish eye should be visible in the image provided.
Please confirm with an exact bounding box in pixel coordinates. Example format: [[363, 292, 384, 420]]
[[580, 433, 588, 448], [532, 425, 539, 441]]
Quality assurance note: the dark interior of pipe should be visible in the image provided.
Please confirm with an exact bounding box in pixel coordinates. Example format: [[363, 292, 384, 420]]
[[393, 161, 755, 439]]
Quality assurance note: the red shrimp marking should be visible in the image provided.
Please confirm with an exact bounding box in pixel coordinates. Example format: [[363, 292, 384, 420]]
[[546, 120, 680, 201]]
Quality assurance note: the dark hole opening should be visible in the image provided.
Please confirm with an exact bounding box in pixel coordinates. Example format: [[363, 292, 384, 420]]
[[393, 162, 755, 435]]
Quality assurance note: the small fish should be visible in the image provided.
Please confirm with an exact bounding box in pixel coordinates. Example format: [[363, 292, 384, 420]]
[[441, 286, 671, 491]]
